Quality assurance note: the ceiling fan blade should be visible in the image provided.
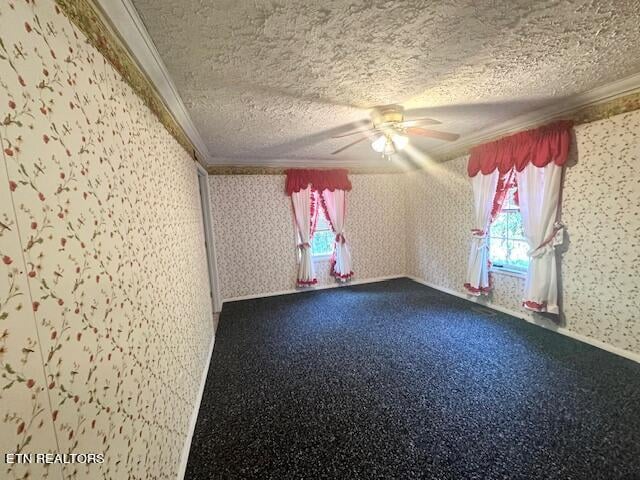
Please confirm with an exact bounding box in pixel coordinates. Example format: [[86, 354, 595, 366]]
[[331, 136, 370, 155], [333, 119, 441, 138], [406, 127, 460, 142], [400, 117, 441, 127], [332, 127, 380, 138]]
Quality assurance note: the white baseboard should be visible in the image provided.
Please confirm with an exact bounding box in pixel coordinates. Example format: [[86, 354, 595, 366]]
[[177, 275, 637, 479], [222, 274, 406, 304], [223, 274, 640, 363], [177, 323, 218, 480], [407, 275, 640, 364], [172, 274, 638, 480]]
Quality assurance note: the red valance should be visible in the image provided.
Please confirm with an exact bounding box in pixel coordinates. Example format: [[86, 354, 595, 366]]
[[467, 121, 573, 177], [285, 169, 352, 195]]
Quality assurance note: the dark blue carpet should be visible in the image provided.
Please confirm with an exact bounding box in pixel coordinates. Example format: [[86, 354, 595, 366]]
[[185, 278, 640, 479]]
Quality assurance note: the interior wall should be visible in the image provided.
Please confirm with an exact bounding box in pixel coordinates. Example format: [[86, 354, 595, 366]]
[[0, 2, 214, 479], [208, 173, 407, 299], [406, 109, 640, 356]]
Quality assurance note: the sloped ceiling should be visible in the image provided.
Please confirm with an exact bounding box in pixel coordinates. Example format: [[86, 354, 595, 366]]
[[131, 0, 640, 167]]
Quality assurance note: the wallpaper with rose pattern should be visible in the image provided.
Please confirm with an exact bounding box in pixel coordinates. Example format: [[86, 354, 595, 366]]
[[208, 174, 408, 300], [0, 1, 214, 479], [209, 108, 638, 358], [406, 109, 640, 355]]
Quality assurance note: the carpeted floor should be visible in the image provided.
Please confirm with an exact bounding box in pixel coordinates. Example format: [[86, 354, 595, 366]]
[[185, 278, 640, 479]]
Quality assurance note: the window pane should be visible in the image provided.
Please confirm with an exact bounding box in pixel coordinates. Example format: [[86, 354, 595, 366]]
[[489, 185, 530, 271], [311, 229, 334, 256], [508, 240, 529, 270], [489, 235, 509, 266], [507, 210, 526, 240], [316, 212, 330, 230], [490, 211, 508, 239]]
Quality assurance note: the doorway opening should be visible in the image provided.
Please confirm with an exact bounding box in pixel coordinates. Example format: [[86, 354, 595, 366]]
[[197, 165, 222, 313]]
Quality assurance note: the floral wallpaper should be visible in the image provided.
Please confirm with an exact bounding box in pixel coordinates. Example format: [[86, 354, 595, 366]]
[[560, 110, 639, 352], [406, 109, 640, 356], [1, 2, 636, 480], [209, 107, 639, 357], [208, 174, 407, 299], [0, 1, 214, 479]]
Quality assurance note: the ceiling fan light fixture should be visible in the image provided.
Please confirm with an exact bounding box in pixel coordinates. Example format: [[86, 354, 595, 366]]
[[371, 135, 387, 153], [383, 139, 396, 156], [391, 134, 409, 151], [331, 105, 459, 158]]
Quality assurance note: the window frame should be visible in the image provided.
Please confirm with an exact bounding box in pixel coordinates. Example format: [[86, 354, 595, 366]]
[[488, 187, 529, 277], [311, 209, 334, 259]]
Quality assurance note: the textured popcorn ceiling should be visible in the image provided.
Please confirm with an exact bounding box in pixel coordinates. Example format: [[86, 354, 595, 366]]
[[132, 0, 640, 166]]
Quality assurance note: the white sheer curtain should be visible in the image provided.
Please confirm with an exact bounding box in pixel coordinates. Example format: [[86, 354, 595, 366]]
[[291, 187, 316, 286], [321, 189, 353, 281], [464, 170, 499, 295], [516, 162, 564, 313]]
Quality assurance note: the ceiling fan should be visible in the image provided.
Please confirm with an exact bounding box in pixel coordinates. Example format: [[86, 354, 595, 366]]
[[331, 105, 460, 158]]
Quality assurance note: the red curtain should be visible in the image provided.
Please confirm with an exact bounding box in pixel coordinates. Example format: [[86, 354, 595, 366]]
[[467, 121, 573, 177], [285, 169, 352, 195]]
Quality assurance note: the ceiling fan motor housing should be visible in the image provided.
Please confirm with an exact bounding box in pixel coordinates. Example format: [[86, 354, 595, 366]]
[[371, 105, 404, 128]]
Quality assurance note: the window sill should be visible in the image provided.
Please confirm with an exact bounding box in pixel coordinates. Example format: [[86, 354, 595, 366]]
[[312, 254, 332, 262], [491, 267, 526, 279]]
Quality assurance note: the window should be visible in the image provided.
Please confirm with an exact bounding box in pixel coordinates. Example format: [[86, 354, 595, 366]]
[[489, 186, 529, 274], [311, 209, 333, 257]]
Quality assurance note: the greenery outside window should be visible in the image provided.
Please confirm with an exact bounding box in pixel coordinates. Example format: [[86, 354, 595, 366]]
[[311, 211, 333, 257], [489, 186, 529, 274]]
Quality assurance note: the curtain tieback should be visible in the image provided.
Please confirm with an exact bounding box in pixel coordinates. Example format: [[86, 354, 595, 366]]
[[471, 229, 488, 251], [335, 233, 346, 244], [297, 242, 311, 249], [528, 221, 564, 258]]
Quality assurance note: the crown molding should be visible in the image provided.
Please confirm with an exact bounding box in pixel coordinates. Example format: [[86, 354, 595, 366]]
[[56, 0, 209, 164], [206, 165, 406, 175], [207, 156, 399, 168], [91, 0, 212, 163], [432, 73, 640, 161], [56, 0, 640, 169], [206, 155, 418, 173], [209, 75, 640, 167]]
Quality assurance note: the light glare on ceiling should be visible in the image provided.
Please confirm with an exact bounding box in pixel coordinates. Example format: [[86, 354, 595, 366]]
[[371, 135, 387, 153], [391, 134, 409, 150]]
